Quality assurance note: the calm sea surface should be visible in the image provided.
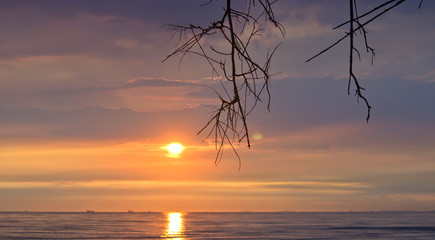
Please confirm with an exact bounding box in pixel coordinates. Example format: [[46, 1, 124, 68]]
[[0, 211, 434, 239]]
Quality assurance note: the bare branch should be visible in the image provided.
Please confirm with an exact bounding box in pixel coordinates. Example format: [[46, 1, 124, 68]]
[[165, 0, 283, 165], [305, 0, 421, 122], [307, 0, 407, 63]]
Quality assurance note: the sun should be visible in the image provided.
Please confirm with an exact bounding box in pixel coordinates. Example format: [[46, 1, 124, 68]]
[[164, 142, 185, 157]]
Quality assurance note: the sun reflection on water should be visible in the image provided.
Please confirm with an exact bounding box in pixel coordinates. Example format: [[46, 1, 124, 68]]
[[163, 212, 184, 240]]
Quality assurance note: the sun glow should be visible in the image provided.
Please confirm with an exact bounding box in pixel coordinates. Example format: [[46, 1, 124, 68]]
[[164, 142, 185, 158]]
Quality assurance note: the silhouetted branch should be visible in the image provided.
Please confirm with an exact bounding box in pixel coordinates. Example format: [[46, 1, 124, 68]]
[[307, 0, 408, 63], [306, 0, 423, 122], [164, 0, 283, 166]]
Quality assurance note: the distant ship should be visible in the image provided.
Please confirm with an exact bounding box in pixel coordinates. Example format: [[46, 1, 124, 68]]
[[86, 210, 95, 213], [128, 210, 135, 213]]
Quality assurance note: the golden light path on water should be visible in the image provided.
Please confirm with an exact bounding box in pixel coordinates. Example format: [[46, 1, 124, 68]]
[[163, 212, 184, 239]]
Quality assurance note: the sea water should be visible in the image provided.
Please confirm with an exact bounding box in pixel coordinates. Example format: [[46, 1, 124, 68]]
[[1, 211, 434, 239]]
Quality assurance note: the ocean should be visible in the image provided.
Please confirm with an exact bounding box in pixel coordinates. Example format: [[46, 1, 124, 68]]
[[1, 211, 434, 239]]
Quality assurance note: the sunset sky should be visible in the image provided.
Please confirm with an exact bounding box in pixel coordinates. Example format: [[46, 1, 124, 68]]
[[1, 0, 435, 212]]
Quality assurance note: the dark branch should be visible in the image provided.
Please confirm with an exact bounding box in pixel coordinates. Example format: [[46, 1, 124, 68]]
[[306, 0, 420, 122], [164, 0, 283, 166]]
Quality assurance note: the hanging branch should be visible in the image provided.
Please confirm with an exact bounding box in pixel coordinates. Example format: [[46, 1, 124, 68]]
[[163, 0, 284, 168], [348, 0, 372, 122], [306, 0, 423, 122]]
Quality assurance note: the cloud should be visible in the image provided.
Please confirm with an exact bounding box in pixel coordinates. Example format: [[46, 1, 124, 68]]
[[0, 0, 226, 60], [122, 78, 194, 88], [2, 75, 435, 143], [0, 0, 226, 24], [362, 171, 435, 195], [0, 105, 213, 141], [45, 78, 196, 93]]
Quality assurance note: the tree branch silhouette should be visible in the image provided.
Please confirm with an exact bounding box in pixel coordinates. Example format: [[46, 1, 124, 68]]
[[307, 0, 423, 122], [163, 0, 283, 168]]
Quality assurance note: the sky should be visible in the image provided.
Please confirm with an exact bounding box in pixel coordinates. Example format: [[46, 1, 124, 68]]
[[1, 0, 435, 212]]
